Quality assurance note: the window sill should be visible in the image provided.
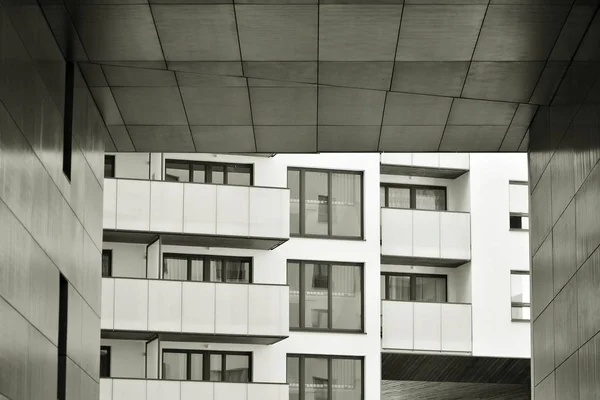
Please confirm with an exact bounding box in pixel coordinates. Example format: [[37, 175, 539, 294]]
[[290, 234, 365, 241], [289, 328, 365, 334]]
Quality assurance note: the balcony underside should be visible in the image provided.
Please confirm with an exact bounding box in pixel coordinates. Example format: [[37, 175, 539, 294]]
[[103, 229, 288, 250], [381, 255, 470, 268], [380, 164, 468, 179], [101, 329, 288, 345], [381, 380, 530, 400]]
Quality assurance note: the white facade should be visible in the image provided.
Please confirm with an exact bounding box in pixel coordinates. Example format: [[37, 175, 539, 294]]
[[100, 151, 530, 399]]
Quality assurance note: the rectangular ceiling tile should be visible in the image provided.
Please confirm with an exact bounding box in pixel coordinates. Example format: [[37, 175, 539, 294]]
[[379, 126, 444, 151], [79, 63, 107, 87], [167, 61, 243, 76], [319, 5, 403, 61], [318, 126, 380, 152], [440, 125, 508, 151], [550, 5, 596, 61], [462, 61, 545, 103], [318, 87, 386, 125], [191, 125, 256, 152], [319, 62, 393, 90], [529, 61, 569, 105], [107, 125, 135, 152], [383, 92, 453, 125], [180, 87, 251, 125], [112, 87, 188, 125], [255, 126, 316, 153], [235, 5, 318, 61], [391, 61, 469, 97], [249, 87, 317, 125], [512, 104, 539, 126], [500, 125, 528, 151], [128, 125, 195, 152], [448, 98, 517, 125], [175, 72, 247, 87], [396, 5, 487, 61], [473, 5, 570, 61], [243, 62, 317, 84], [152, 5, 240, 61], [90, 87, 124, 125], [102, 65, 177, 86]]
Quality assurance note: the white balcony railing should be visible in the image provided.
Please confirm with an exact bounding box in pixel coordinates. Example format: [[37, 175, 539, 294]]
[[100, 379, 289, 400], [381, 208, 471, 267], [103, 179, 290, 247], [101, 278, 289, 342], [381, 153, 470, 170], [382, 301, 472, 353]]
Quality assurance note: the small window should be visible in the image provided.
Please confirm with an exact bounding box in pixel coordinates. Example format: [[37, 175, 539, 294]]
[[511, 271, 531, 321], [163, 254, 251, 283], [100, 346, 111, 378], [104, 156, 115, 178], [164, 159, 253, 185], [380, 184, 447, 211], [101, 250, 112, 278], [510, 213, 529, 230], [381, 273, 447, 303], [162, 350, 251, 382]]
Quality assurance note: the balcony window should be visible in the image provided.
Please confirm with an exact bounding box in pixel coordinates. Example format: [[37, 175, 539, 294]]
[[288, 261, 363, 332], [287, 355, 363, 400], [102, 250, 112, 278], [162, 350, 251, 382], [381, 273, 447, 303], [163, 254, 251, 283], [165, 159, 253, 186], [100, 346, 111, 378], [380, 184, 446, 211], [288, 168, 363, 239], [511, 271, 531, 321], [104, 155, 115, 178]]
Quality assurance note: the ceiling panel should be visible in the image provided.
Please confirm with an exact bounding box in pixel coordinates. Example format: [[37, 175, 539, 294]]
[[243, 62, 317, 84], [152, 5, 240, 61], [107, 125, 135, 152], [473, 5, 570, 61], [379, 126, 444, 151], [405, 0, 487, 3], [102, 65, 177, 86], [395, 5, 486, 61], [448, 98, 517, 125], [512, 104, 539, 126], [79, 63, 107, 87], [550, 5, 596, 61], [319, 5, 403, 61], [318, 87, 386, 125], [167, 61, 243, 76], [529, 61, 569, 105], [319, 62, 393, 90], [391, 61, 469, 97], [500, 125, 528, 151], [383, 92, 453, 125], [318, 126, 380, 152], [254, 126, 316, 153], [175, 72, 247, 87], [321, 0, 403, 3], [112, 87, 188, 125], [73, 5, 163, 61], [462, 61, 546, 102], [381, 380, 530, 400], [249, 87, 317, 125], [41, 4, 88, 61], [127, 125, 195, 152], [574, 9, 600, 61], [235, 5, 318, 61], [440, 125, 508, 151], [180, 87, 251, 125], [90, 87, 124, 125], [190, 125, 256, 152]]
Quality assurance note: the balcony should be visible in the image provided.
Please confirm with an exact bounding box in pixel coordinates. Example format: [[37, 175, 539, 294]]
[[103, 178, 290, 250], [381, 301, 472, 353], [381, 208, 471, 267], [101, 278, 289, 345], [100, 379, 289, 400], [381, 153, 469, 179]]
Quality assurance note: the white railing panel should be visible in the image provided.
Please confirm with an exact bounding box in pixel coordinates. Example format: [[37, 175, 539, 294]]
[[441, 303, 472, 352], [150, 181, 184, 232], [381, 208, 412, 257], [103, 179, 117, 229], [249, 188, 289, 238], [216, 185, 250, 236], [181, 281, 216, 334], [147, 380, 180, 400], [381, 301, 413, 350], [183, 183, 217, 235], [101, 278, 114, 330], [112, 379, 146, 400], [413, 211, 441, 258], [413, 302, 442, 351], [148, 280, 182, 332], [440, 212, 471, 260], [215, 284, 249, 335], [181, 381, 214, 400], [113, 279, 148, 331], [248, 285, 288, 336], [116, 180, 150, 231]]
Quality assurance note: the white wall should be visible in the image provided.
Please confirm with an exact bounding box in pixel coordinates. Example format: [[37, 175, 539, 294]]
[[102, 339, 146, 379], [104, 243, 147, 278], [469, 153, 530, 358]]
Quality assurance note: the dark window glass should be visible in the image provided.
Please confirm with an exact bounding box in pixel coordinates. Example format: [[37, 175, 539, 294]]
[[511, 271, 531, 321], [192, 164, 206, 183], [289, 261, 363, 331], [102, 250, 112, 278], [332, 358, 362, 400], [332, 173, 362, 237], [225, 355, 249, 382], [163, 254, 250, 283], [164, 160, 253, 185], [305, 171, 329, 235], [211, 165, 225, 184], [163, 255, 189, 281], [381, 273, 447, 303], [163, 352, 187, 380], [287, 356, 300, 400], [162, 351, 250, 382], [510, 214, 529, 230], [210, 258, 251, 283], [380, 184, 446, 211], [100, 346, 111, 378], [104, 156, 115, 178], [387, 275, 410, 301], [165, 161, 190, 182], [190, 353, 204, 381], [288, 170, 301, 234], [210, 354, 222, 381], [227, 165, 252, 186], [415, 276, 447, 302], [306, 358, 328, 400]]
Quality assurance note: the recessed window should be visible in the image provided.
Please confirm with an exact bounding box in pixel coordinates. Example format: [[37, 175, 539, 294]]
[[104, 155, 115, 178], [511, 271, 531, 321], [380, 273, 447, 303], [163, 254, 251, 283], [102, 250, 112, 278], [510, 213, 529, 230], [288, 261, 363, 331], [165, 159, 252, 186], [287, 355, 363, 400], [380, 184, 447, 211], [100, 346, 111, 378], [162, 350, 250, 382], [288, 168, 363, 238]]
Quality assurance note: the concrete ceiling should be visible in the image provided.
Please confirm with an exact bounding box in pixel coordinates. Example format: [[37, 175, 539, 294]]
[[40, 1, 600, 153]]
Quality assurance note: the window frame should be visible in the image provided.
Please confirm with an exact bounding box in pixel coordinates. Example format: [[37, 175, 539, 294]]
[[102, 250, 113, 278], [161, 349, 252, 382], [162, 253, 253, 283], [286, 354, 364, 400], [287, 260, 364, 333], [287, 167, 364, 240], [380, 183, 448, 211], [100, 346, 111, 378], [104, 155, 115, 178], [164, 159, 254, 186], [510, 270, 531, 322], [380, 272, 448, 303], [509, 212, 530, 231]]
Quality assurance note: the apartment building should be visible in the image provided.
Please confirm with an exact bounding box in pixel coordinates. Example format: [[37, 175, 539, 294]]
[[99, 152, 530, 400]]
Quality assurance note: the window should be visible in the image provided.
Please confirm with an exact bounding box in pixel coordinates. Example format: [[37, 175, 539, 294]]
[[163, 254, 251, 283], [288, 261, 363, 331], [162, 350, 251, 382], [380, 184, 446, 211], [509, 181, 529, 230], [287, 355, 363, 400], [102, 250, 112, 278], [380, 273, 447, 303], [510, 213, 530, 230], [288, 168, 363, 238], [100, 346, 111, 378], [511, 271, 531, 321], [165, 159, 253, 186], [104, 155, 115, 178]]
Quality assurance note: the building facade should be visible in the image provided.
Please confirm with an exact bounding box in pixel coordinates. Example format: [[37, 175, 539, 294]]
[[99, 151, 530, 400]]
